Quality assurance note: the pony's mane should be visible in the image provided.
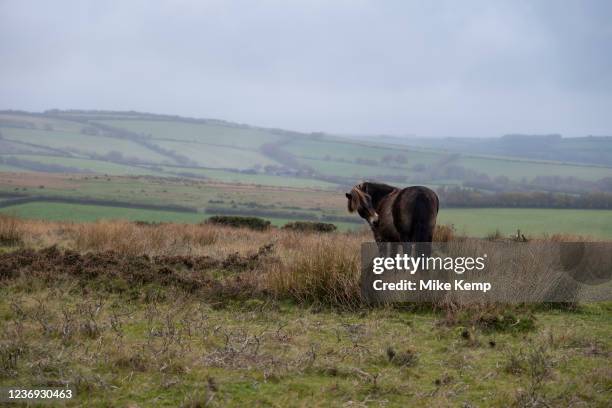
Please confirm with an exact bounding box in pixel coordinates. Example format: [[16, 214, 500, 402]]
[[347, 184, 368, 213]]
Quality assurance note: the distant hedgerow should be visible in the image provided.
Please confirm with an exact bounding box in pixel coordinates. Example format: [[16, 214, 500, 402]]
[[282, 221, 337, 233], [206, 215, 271, 231]]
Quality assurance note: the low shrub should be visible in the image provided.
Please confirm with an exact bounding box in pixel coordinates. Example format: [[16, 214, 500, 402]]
[[386, 346, 418, 367], [282, 221, 337, 233], [206, 215, 271, 231]]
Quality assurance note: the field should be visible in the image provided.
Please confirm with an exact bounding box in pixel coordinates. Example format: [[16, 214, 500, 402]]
[[4, 154, 165, 176], [2, 111, 610, 190], [0, 217, 610, 407], [437, 208, 612, 238], [94, 119, 284, 148], [2, 201, 612, 239], [0, 173, 611, 238], [2, 128, 169, 163], [0, 202, 204, 224], [0, 202, 357, 230], [157, 167, 337, 189]]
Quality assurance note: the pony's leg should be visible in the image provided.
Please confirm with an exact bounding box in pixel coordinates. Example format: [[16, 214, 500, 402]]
[[415, 242, 432, 259], [382, 242, 395, 258], [372, 229, 388, 257], [413, 227, 433, 259], [401, 241, 413, 257]]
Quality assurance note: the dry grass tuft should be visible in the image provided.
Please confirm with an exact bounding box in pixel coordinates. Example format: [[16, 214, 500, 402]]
[[0, 214, 22, 246], [73, 220, 218, 256], [267, 234, 362, 308], [1, 216, 607, 309], [433, 224, 456, 242], [540, 232, 601, 242]]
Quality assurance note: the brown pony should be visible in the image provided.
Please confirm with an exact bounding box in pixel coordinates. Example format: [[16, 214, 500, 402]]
[[346, 182, 439, 254]]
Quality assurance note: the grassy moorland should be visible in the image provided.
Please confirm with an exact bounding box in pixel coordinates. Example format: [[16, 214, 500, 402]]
[[0, 216, 610, 407]]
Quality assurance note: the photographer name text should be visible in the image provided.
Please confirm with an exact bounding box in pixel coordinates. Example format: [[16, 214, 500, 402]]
[[372, 279, 492, 293]]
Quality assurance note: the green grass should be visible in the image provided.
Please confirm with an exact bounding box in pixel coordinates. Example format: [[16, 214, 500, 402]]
[[0, 202, 206, 223], [439, 208, 612, 238], [284, 137, 441, 165], [0, 163, 31, 172], [0, 112, 85, 133], [0, 138, 60, 155], [1, 128, 170, 163], [159, 166, 338, 189], [284, 137, 612, 182], [370, 135, 612, 167], [1, 153, 339, 188], [153, 140, 278, 169], [3, 154, 165, 175], [297, 157, 391, 178], [1, 282, 610, 407], [457, 156, 612, 181], [95, 119, 283, 148], [311, 148, 611, 183]]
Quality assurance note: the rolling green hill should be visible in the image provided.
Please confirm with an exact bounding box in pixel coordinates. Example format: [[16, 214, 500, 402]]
[[1, 110, 610, 192]]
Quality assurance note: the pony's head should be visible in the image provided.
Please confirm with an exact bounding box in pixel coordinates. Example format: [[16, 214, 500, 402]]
[[345, 183, 379, 226]]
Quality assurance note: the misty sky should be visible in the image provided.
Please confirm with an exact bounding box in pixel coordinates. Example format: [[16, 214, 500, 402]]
[[1, 0, 611, 137]]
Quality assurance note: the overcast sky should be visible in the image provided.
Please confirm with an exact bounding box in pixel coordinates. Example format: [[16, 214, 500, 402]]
[[1, 0, 611, 137]]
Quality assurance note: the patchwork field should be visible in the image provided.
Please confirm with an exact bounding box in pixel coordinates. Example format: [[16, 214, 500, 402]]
[[1, 128, 169, 163], [152, 139, 277, 169], [93, 119, 284, 148], [2, 111, 610, 191], [157, 167, 337, 189], [3, 155, 165, 175]]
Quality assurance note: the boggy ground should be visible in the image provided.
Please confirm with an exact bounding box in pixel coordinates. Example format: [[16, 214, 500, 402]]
[[0, 216, 610, 407]]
